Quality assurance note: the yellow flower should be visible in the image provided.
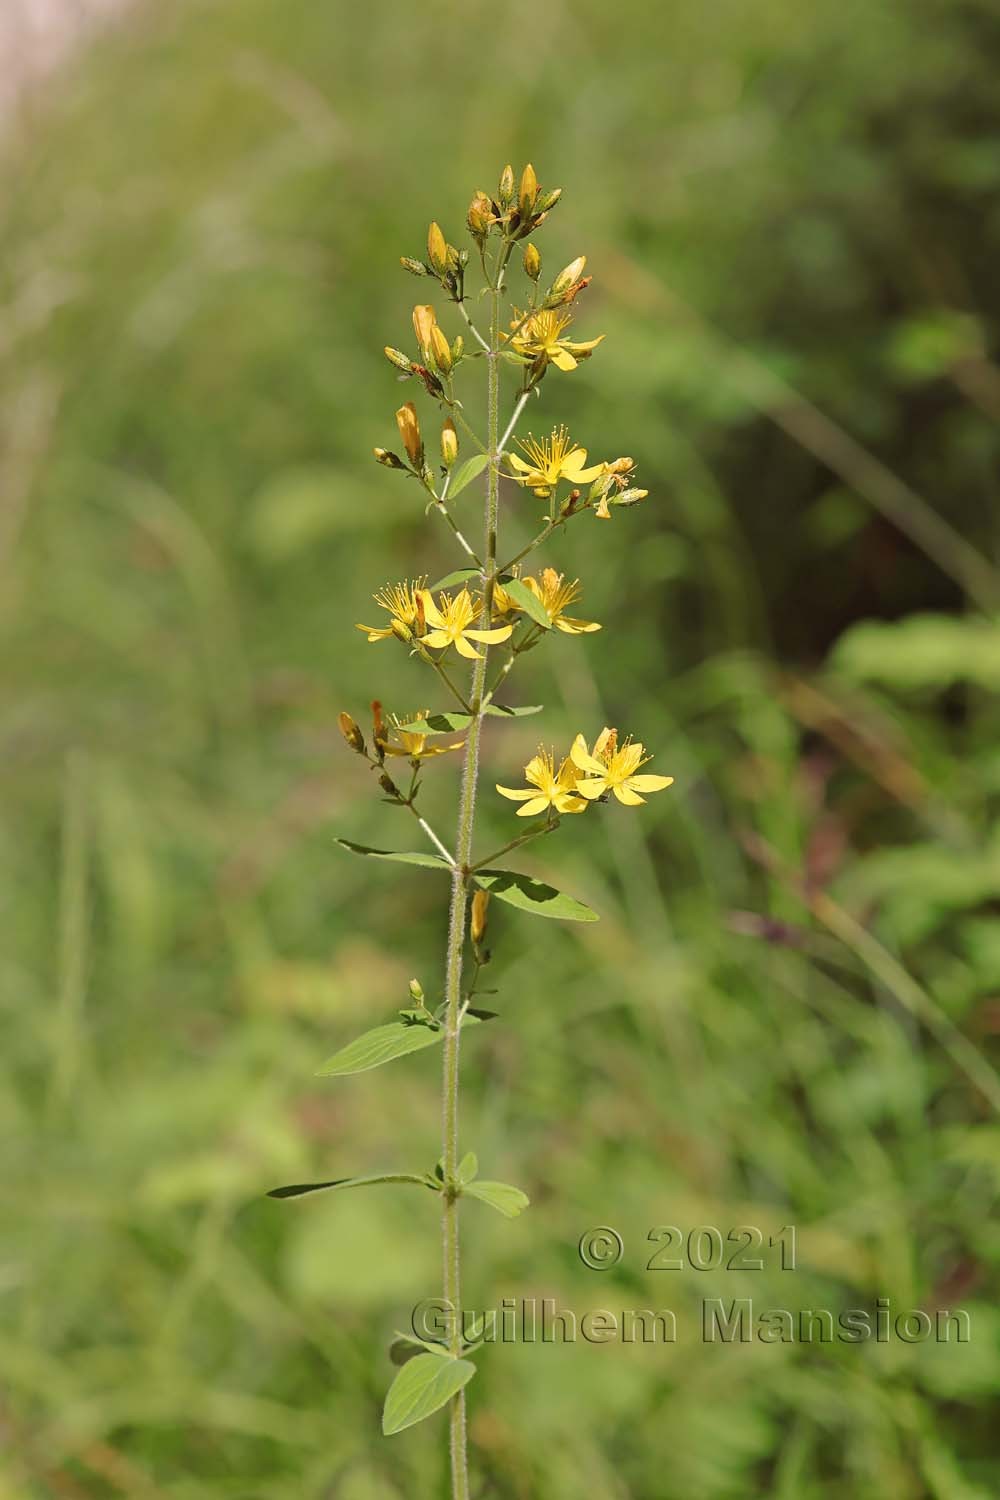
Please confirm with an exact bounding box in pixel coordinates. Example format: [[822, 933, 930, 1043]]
[[418, 587, 513, 660], [521, 568, 601, 634], [395, 402, 423, 467], [507, 309, 604, 373], [570, 728, 674, 806], [355, 577, 427, 642], [383, 711, 465, 760], [507, 426, 605, 498], [496, 747, 588, 817]]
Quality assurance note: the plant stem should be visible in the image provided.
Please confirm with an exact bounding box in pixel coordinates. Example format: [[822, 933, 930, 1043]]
[[441, 267, 504, 1500]]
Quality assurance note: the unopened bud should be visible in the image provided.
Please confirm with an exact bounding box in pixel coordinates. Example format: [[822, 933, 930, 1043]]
[[395, 402, 423, 468], [429, 322, 453, 375], [523, 243, 541, 281], [470, 889, 490, 945], [608, 456, 635, 475], [534, 186, 562, 214], [441, 419, 459, 467], [400, 256, 429, 276], [408, 977, 425, 1002], [391, 619, 413, 642], [384, 345, 412, 372], [467, 191, 492, 238], [412, 304, 437, 357], [550, 255, 586, 300], [379, 772, 400, 799], [445, 243, 461, 277], [518, 164, 538, 221], [451, 334, 464, 363], [427, 222, 449, 277], [498, 164, 515, 207], [374, 447, 406, 469], [338, 711, 365, 754]]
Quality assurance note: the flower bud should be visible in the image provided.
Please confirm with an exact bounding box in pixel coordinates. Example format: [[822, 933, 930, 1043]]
[[338, 711, 366, 755], [408, 977, 425, 1002], [400, 256, 429, 276], [412, 304, 437, 357], [467, 191, 492, 238], [441, 419, 459, 467], [470, 889, 490, 945], [498, 164, 515, 207], [379, 772, 401, 799], [395, 402, 423, 468], [534, 187, 562, 214], [550, 255, 586, 300], [451, 334, 464, 363], [391, 618, 413, 642], [374, 447, 406, 469], [445, 243, 461, 277], [429, 322, 453, 375], [523, 243, 541, 281], [518, 163, 538, 220], [384, 345, 412, 372], [427, 222, 449, 277]]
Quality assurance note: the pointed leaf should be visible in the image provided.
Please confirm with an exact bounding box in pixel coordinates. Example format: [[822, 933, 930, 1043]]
[[336, 839, 450, 869], [393, 711, 472, 735], [429, 567, 481, 591], [317, 1014, 482, 1077], [268, 1172, 434, 1201], [497, 577, 551, 629], [483, 703, 543, 719], [382, 1353, 477, 1436], [464, 1180, 530, 1218], [446, 453, 489, 500], [473, 868, 598, 922], [456, 1152, 478, 1185]]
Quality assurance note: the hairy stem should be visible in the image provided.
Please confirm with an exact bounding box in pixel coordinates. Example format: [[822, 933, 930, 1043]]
[[441, 270, 504, 1500]]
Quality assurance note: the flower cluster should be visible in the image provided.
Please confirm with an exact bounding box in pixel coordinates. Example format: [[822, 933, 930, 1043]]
[[497, 728, 673, 816]]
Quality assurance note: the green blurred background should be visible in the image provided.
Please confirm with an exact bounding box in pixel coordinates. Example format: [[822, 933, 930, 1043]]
[[4, 0, 1000, 1494]]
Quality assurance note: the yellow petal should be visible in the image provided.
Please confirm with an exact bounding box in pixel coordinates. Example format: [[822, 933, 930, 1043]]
[[422, 630, 450, 649], [613, 784, 646, 806], [496, 784, 537, 801], [572, 462, 606, 483], [508, 454, 534, 474], [570, 735, 606, 776], [356, 623, 393, 640], [560, 447, 591, 477], [550, 348, 578, 372], [418, 589, 445, 628], [516, 796, 550, 817], [554, 617, 601, 634], [628, 774, 674, 793], [555, 793, 588, 814], [574, 777, 608, 800], [465, 625, 513, 643], [454, 635, 482, 659]]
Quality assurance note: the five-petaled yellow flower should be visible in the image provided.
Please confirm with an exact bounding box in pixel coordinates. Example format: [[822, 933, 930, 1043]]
[[519, 568, 601, 634], [496, 747, 588, 817], [356, 577, 427, 642], [570, 727, 674, 806], [418, 587, 513, 660], [383, 712, 465, 760], [508, 426, 605, 499], [507, 309, 604, 373]]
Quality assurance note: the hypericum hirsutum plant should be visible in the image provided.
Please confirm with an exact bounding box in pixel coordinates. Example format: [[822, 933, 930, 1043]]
[[270, 163, 672, 1498]]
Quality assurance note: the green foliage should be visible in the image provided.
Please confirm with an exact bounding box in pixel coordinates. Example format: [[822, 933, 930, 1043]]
[[473, 868, 599, 922], [382, 1354, 477, 1437], [316, 1014, 484, 1077]]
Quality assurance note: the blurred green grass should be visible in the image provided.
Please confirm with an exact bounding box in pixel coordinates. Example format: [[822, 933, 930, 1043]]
[[3, 0, 1000, 1495]]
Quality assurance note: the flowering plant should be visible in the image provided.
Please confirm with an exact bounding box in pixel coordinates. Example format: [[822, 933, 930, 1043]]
[[269, 163, 671, 1497]]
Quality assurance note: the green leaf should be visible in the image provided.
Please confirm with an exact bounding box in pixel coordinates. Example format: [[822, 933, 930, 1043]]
[[473, 868, 598, 922], [317, 1014, 482, 1077], [446, 453, 489, 500], [464, 1180, 530, 1218], [389, 1333, 450, 1367], [268, 1172, 435, 1200], [483, 703, 543, 719], [336, 839, 450, 869], [429, 567, 481, 591], [382, 1353, 477, 1436], [456, 1152, 478, 1185], [497, 576, 551, 629], [393, 711, 472, 735]]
